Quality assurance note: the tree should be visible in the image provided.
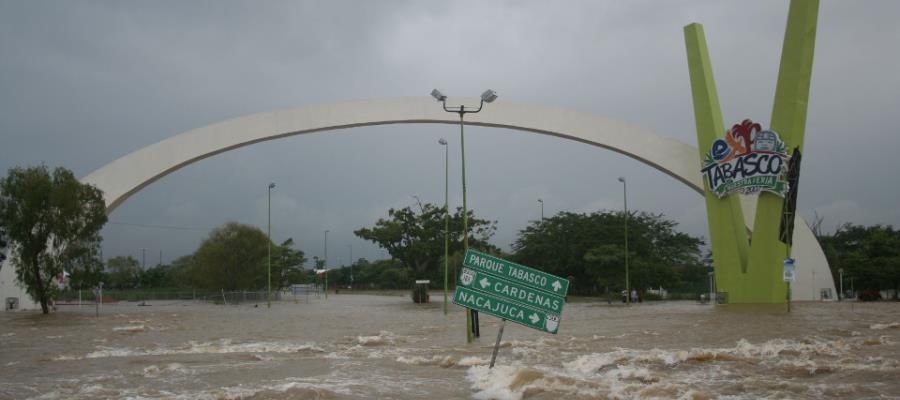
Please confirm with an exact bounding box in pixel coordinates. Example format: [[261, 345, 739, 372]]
[[0, 226, 7, 264], [193, 222, 269, 291], [271, 238, 307, 288], [168, 255, 198, 288], [513, 210, 705, 295], [67, 252, 104, 290], [819, 223, 900, 298], [107, 256, 141, 289], [138, 263, 170, 288], [354, 203, 497, 283], [0, 165, 107, 313]]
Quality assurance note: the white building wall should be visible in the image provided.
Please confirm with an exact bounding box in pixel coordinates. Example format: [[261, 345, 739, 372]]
[[1, 259, 39, 311]]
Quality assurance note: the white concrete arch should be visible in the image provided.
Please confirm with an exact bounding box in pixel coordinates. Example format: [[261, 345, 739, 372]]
[[78, 97, 834, 301]]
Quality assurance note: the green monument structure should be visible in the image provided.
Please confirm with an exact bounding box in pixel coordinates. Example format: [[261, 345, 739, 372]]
[[685, 0, 819, 303]]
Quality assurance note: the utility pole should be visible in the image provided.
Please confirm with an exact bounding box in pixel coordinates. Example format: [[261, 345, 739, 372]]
[[619, 177, 629, 305], [348, 244, 353, 288], [324, 230, 329, 299], [267, 182, 275, 308]]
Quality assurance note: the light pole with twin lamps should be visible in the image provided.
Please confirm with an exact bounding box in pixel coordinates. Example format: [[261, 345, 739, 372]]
[[267, 182, 275, 308], [431, 88, 498, 343]]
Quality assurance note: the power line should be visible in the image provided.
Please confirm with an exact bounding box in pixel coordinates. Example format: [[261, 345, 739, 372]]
[[107, 221, 211, 232]]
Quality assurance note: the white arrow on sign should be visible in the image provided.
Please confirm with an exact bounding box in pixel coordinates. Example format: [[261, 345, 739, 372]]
[[552, 280, 562, 291], [529, 313, 540, 324], [479, 277, 490, 289]]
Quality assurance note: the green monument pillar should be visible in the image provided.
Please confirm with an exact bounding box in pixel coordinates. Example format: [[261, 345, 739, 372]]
[[684, 0, 819, 303]]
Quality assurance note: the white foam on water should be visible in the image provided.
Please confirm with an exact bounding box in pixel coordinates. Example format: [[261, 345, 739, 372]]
[[396, 354, 489, 368], [460, 356, 490, 366], [592, 333, 629, 340], [466, 365, 525, 400], [141, 363, 190, 378], [112, 325, 145, 333], [356, 330, 398, 346], [869, 322, 900, 330], [23, 377, 355, 400], [466, 335, 898, 400], [74, 339, 324, 359], [397, 355, 457, 367], [50, 354, 82, 361], [184, 378, 356, 400]]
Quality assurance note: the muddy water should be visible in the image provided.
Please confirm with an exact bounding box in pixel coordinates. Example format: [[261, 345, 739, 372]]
[[1, 294, 898, 399]]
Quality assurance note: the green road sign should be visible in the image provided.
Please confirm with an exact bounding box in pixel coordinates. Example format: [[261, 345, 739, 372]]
[[462, 249, 569, 296], [453, 285, 560, 334], [459, 267, 565, 314], [454, 250, 568, 334]]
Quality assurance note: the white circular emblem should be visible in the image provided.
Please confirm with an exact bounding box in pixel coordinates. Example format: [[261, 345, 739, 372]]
[[460, 268, 475, 286], [544, 314, 560, 333]]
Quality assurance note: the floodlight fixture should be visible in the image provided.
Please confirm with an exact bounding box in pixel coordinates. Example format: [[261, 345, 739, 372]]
[[618, 177, 625, 183], [480, 89, 498, 103], [431, 89, 447, 101], [269, 182, 276, 189], [439, 138, 447, 145]]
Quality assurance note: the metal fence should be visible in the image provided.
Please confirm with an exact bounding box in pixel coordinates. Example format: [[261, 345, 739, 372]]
[[57, 290, 211, 303], [56, 284, 325, 305], [218, 290, 281, 304]]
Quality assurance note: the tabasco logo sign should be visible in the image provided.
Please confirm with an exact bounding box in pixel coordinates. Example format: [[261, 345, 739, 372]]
[[701, 119, 790, 198]]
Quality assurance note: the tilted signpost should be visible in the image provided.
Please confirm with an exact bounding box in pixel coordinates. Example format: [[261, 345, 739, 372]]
[[453, 249, 568, 367]]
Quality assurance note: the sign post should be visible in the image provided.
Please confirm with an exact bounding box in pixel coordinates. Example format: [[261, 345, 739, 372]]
[[453, 249, 568, 367], [783, 258, 796, 312]]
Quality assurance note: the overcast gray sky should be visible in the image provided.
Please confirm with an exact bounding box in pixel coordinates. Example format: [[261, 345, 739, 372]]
[[2, 0, 898, 267]]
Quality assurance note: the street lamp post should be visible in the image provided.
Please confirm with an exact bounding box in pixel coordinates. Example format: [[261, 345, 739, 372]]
[[324, 230, 329, 299], [618, 177, 630, 305], [432, 88, 497, 343], [439, 138, 449, 315], [141, 248, 146, 269], [267, 183, 275, 308], [537, 198, 544, 221], [838, 268, 844, 301], [348, 244, 353, 289]]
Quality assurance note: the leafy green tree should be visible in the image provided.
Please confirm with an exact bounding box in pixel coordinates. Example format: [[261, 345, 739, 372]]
[[0, 226, 7, 264], [513, 210, 705, 295], [168, 255, 198, 288], [138, 264, 170, 288], [819, 224, 900, 297], [354, 203, 497, 283], [107, 256, 141, 289], [272, 238, 307, 288], [67, 252, 104, 290], [194, 222, 269, 291], [0, 165, 107, 313]]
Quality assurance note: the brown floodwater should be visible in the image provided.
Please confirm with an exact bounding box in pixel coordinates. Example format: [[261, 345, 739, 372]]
[[1, 293, 898, 399]]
